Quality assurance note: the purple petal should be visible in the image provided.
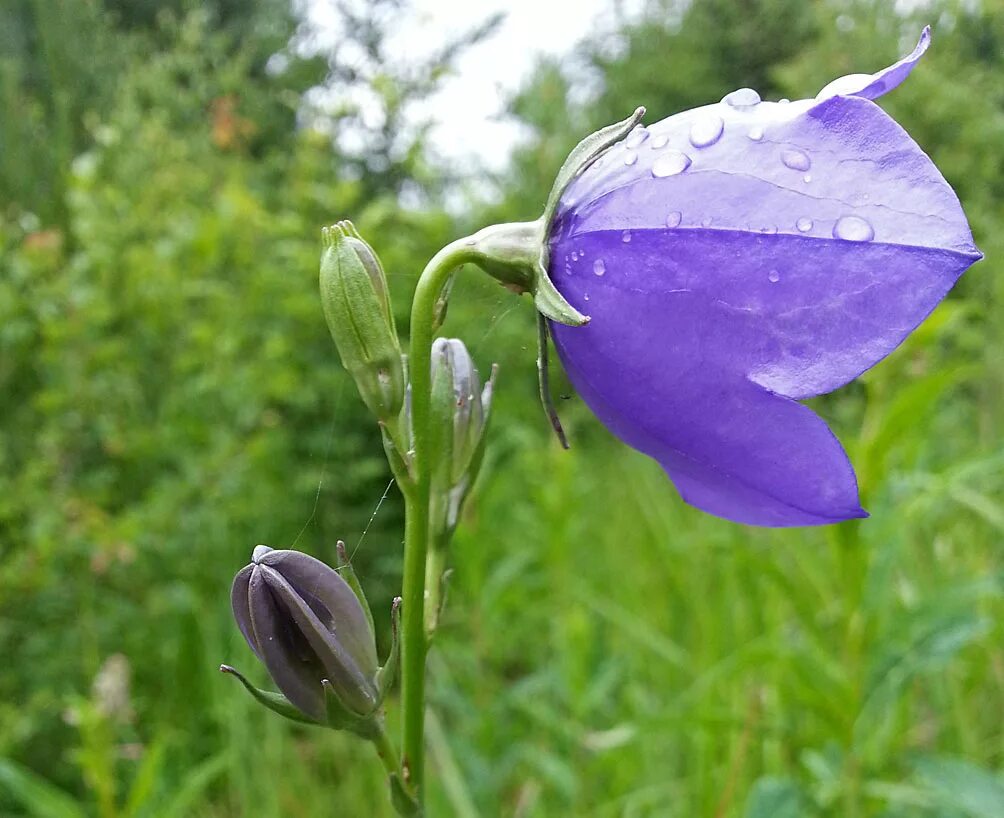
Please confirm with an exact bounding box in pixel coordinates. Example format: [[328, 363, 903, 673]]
[[230, 564, 258, 657], [259, 564, 377, 715], [247, 567, 327, 721], [815, 26, 931, 101], [552, 285, 866, 526], [554, 101, 979, 400], [548, 33, 980, 526], [259, 549, 378, 676]]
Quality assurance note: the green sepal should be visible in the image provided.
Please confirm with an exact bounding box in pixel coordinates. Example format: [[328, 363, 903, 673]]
[[375, 597, 401, 701], [532, 106, 646, 327], [539, 106, 646, 237], [532, 261, 588, 326], [219, 665, 316, 725], [321, 679, 372, 735], [335, 540, 375, 636], [536, 314, 569, 448]]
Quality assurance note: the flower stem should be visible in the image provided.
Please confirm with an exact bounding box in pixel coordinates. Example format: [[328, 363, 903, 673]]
[[400, 238, 478, 800]]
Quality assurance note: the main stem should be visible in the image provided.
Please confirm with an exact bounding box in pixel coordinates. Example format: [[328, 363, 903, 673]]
[[400, 239, 478, 800]]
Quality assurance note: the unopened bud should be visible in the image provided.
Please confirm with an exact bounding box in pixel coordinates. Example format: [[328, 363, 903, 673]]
[[427, 338, 496, 541], [320, 222, 405, 421], [227, 545, 384, 727]]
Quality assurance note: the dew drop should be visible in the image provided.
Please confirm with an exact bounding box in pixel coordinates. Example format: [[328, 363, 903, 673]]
[[652, 150, 692, 177], [803, 173, 812, 183], [832, 215, 874, 242], [796, 217, 813, 233], [621, 230, 632, 243], [666, 210, 682, 227], [748, 126, 764, 141], [584, 293, 590, 301], [816, 73, 871, 100], [782, 148, 811, 172], [571, 250, 579, 261], [593, 258, 606, 276], [689, 113, 724, 148], [722, 88, 761, 108], [625, 126, 649, 148], [650, 134, 669, 149], [768, 270, 780, 283], [779, 98, 790, 104], [624, 151, 638, 166]]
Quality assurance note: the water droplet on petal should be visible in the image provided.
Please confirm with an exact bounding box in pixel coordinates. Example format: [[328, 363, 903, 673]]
[[816, 73, 872, 100], [768, 270, 780, 283], [748, 126, 764, 141], [803, 173, 812, 183], [593, 258, 606, 276], [779, 98, 790, 104], [625, 126, 649, 148], [650, 134, 669, 149], [624, 151, 638, 166], [722, 88, 761, 108], [666, 211, 682, 227], [621, 230, 632, 243], [689, 113, 724, 148], [796, 217, 813, 233], [584, 293, 590, 302], [652, 150, 691, 177], [833, 215, 874, 242], [571, 250, 579, 261], [782, 149, 811, 172]]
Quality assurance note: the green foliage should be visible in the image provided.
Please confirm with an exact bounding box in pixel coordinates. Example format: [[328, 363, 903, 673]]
[[1, 0, 1003, 816]]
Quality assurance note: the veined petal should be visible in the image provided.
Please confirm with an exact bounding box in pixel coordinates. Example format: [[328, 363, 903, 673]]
[[259, 564, 377, 715], [259, 549, 378, 677], [552, 94, 979, 401], [248, 567, 327, 721], [552, 287, 866, 526], [230, 564, 258, 657]]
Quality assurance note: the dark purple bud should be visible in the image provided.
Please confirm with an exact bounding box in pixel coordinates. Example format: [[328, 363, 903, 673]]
[[229, 545, 379, 722], [545, 27, 981, 527]]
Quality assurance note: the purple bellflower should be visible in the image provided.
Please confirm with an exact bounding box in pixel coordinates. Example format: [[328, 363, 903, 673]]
[[547, 28, 982, 527]]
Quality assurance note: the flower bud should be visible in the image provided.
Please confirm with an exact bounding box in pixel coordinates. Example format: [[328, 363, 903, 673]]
[[427, 338, 496, 541], [320, 221, 405, 421], [228, 545, 381, 725]]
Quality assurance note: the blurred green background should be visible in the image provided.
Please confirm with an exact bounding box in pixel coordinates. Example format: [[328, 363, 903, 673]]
[[1, 0, 1002, 815]]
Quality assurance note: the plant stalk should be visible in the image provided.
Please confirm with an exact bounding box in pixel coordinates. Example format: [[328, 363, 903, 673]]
[[400, 238, 478, 800]]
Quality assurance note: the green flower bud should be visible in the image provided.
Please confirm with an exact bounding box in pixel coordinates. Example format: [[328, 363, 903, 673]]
[[320, 221, 405, 421], [427, 338, 496, 542]]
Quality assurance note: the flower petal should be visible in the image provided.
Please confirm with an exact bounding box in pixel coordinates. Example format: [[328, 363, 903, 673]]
[[230, 564, 258, 658], [552, 94, 979, 401], [552, 287, 866, 526], [815, 26, 930, 101], [259, 549, 378, 677], [248, 567, 327, 721], [259, 564, 377, 715]]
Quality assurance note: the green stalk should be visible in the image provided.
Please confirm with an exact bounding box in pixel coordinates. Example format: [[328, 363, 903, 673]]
[[400, 239, 478, 800]]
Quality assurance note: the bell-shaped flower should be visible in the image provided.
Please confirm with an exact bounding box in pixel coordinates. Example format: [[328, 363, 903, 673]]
[[546, 28, 981, 526], [224, 544, 399, 731]]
